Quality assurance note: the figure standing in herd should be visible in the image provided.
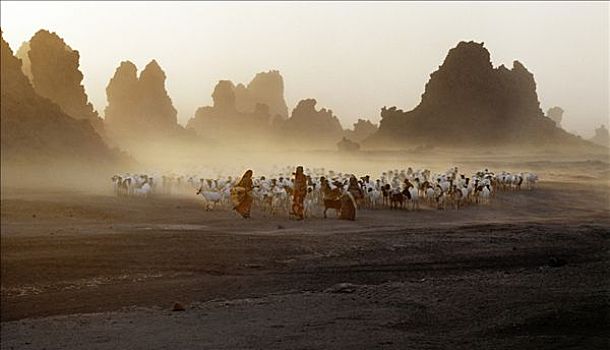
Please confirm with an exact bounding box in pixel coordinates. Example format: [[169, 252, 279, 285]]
[[110, 166, 539, 221], [291, 166, 307, 220], [232, 169, 254, 219]]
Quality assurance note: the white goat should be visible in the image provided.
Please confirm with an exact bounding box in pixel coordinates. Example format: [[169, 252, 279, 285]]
[[196, 188, 223, 210]]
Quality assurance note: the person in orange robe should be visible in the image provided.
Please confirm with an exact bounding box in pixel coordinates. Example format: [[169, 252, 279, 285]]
[[232, 169, 254, 218]]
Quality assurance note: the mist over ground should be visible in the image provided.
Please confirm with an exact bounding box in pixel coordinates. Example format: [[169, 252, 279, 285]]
[[1, 2, 609, 349]]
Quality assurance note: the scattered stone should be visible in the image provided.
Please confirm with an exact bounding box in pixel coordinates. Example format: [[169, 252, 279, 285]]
[[244, 263, 263, 269], [325, 283, 359, 294], [172, 302, 185, 311], [548, 256, 567, 268]]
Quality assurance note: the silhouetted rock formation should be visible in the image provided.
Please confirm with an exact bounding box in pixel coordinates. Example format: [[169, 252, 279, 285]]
[[187, 70, 288, 142], [278, 99, 344, 148], [186, 80, 271, 142], [344, 119, 378, 143], [15, 41, 32, 81], [1, 32, 119, 165], [212, 80, 238, 113], [105, 60, 190, 141], [590, 125, 609, 147], [17, 30, 105, 135], [337, 137, 360, 152], [234, 70, 288, 122], [546, 106, 564, 128], [189, 89, 346, 148], [104, 61, 139, 132], [368, 41, 588, 148]]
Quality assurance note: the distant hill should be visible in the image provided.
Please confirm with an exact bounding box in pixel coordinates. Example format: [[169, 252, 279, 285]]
[[366, 41, 594, 149]]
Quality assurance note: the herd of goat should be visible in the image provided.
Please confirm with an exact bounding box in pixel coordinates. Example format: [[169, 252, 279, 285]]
[[111, 166, 539, 216]]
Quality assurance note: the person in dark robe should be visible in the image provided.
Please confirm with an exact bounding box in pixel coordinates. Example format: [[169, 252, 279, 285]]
[[347, 175, 364, 206], [339, 192, 357, 221], [232, 169, 254, 218], [291, 166, 307, 220]]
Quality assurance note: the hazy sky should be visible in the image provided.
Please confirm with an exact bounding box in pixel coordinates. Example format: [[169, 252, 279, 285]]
[[1, 1, 608, 137]]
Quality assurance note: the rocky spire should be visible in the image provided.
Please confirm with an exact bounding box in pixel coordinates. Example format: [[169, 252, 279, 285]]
[[212, 80, 237, 112], [25, 30, 102, 130], [14, 41, 32, 81], [1, 32, 35, 100], [1, 31, 117, 164], [104, 59, 179, 138], [137, 60, 178, 129], [104, 61, 139, 128]]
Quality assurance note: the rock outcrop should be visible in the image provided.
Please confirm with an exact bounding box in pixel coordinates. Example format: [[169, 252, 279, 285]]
[[104, 60, 188, 141], [344, 119, 378, 143], [212, 80, 238, 113], [1, 31, 119, 165], [104, 61, 139, 133], [590, 125, 609, 147], [186, 80, 271, 142], [15, 41, 32, 81], [17, 30, 104, 135], [546, 106, 564, 128], [337, 137, 360, 152], [234, 70, 288, 122], [368, 41, 588, 148], [277, 98, 344, 148], [188, 89, 346, 148], [186, 70, 288, 142]]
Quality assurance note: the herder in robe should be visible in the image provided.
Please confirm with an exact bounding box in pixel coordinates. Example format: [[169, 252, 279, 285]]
[[232, 169, 254, 218], [291, 166, 307, 220]]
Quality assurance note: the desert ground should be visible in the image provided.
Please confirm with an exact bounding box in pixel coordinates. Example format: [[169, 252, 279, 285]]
[[1, 155, 609, 349]]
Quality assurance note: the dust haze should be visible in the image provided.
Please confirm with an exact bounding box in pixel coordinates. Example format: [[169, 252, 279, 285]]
[[1, 2, 609, 350]]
